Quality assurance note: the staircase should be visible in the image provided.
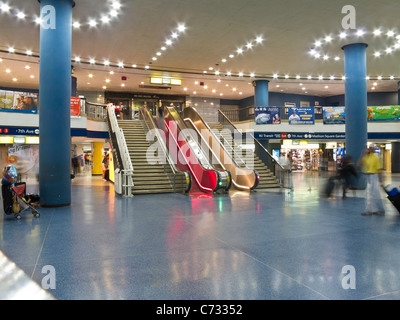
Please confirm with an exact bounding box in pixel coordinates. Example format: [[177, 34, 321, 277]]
[[208, 122, 281, 189], [118, 120, 176, 195]]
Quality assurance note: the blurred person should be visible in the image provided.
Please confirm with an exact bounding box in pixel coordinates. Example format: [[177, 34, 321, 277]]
[[338, 155, 357, 199], [358, 145, 385, 216]]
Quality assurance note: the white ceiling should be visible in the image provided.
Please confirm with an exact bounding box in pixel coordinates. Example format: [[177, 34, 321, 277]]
[[1, 0, 400, 100]]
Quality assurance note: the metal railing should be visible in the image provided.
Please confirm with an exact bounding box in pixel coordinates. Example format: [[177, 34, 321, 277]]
[[218, 110, 290, 189], [84, 100, 107, 120], [105, 103, 134, 197], [139, 105, 191, 194]]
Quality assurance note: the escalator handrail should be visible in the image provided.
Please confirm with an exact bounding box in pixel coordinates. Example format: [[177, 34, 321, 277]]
[[139, 105, 191, 193], [183, 107, 249, 170], [218, 110, 285, 171], [164, 106, 215, 171]]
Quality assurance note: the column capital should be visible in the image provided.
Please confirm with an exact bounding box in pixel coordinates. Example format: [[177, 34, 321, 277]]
[[341, 42, 368, 51]]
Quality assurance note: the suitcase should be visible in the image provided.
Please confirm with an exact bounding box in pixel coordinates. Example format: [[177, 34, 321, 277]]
[[325, 176, 336, 197]]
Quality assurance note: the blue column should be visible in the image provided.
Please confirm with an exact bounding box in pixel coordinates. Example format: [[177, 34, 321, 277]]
[[342, 43, 368, 189], [254, 79, 269, 107], [39, 0, 75, 207]]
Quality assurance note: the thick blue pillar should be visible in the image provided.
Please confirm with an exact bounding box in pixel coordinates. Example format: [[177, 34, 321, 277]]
[[342, 43, 368, 189], [39, 0, 75, 207], [254, 79, 269, 107]]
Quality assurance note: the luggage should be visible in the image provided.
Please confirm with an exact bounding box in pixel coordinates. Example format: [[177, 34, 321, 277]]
[[324, 176, 336, 197], [384, 185, 400, 214]]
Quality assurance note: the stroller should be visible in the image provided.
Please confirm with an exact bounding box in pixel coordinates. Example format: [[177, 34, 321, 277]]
[[2, 165, 40, 220]]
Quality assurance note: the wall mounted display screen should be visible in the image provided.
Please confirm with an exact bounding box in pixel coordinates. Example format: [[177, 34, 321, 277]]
[[288, 107, 314, 125], [367, 106, 400, 122], [254, 106, 281, 125]]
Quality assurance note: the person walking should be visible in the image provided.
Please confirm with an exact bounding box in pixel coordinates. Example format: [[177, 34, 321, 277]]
[[338, 155, 357, 199], [358, 145, 385, 216]]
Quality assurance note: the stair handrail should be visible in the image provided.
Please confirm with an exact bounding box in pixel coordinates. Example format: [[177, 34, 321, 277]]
[[218, 110, 290, 188], [106, 103, 134, 194], [139, 106, 191, 193]]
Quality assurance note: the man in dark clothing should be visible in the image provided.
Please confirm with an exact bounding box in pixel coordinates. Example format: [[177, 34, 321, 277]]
[[338, 155, 357, 199]]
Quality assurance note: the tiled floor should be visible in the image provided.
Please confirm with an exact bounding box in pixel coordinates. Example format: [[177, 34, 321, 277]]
[[1, 171, 400, 300]]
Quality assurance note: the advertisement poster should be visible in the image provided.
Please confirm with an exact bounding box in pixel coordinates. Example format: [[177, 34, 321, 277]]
[[288, 107, 315, 125], [254, 106, 281, 125], [0, 90, 38, 114], [323, 107, 346, 124], [71, 97, 81, 117], [367, 106, 400, 122]]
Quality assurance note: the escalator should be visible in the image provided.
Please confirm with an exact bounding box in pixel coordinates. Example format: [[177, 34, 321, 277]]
[[182, 107, 259, 191], [155, 106, 231, 194]]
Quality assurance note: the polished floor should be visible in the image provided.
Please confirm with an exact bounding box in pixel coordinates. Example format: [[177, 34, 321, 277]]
[[1, 170, 400, 300]]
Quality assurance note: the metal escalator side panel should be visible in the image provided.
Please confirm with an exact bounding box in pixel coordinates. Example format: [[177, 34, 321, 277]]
[[164, 117, 218, 193], [182, 107, 258, 191]]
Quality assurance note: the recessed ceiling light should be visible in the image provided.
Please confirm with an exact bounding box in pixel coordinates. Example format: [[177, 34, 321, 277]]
[[132, 64, 137, 68], [16, 11, 26, 19], [229, 54, 234, 58], [121, 83, 125, 87], [221, 58, 227, 63], [339, 32, 347, 39], [212, 89, 216, 93], [34, 17, 42, 25], [217, 79, 221, 83], [109, 9, 119, 17], [118, 62, 124, 68], [5, 69, 11, 73], [325, 86, 329, 89], [373, 29, 382, 36], [105, 79, 110, 83], [109, 71, 114, 75], [103, 86, 107, 89], [89, 74, 93, 78], [73, 21, 81, 29], [183, 88, 187, 91], [8, 47, 14, 53], [88, 19, 97, 27], [145, 65, 150, 69], [101, 16, 110, 24], [236, 48, 243, 54], [12, 78, 17, 82], [75, 57, 81, 62], [239, 92, 243, 95], [193, 91, 197, 94], [30, 75, 34, 79], [104, 60, 110, 66], [0, 3, 10, 12], [255, 36, 263, 44], [156, 52, 162, 56], [226, 71, 232, 76], [209, 67, 213, 71], [26, 50, 33, 56], [177, 24, 186, 33], [238, 72, 243, 77], [89, 58, 95, 64], [165, 39, 173, 46], [161, 47, 166, 51]]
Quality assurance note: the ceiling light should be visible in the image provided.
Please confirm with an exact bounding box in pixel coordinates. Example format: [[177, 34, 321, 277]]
[[246, 42, 253, 49], [314, 53, 321, 59], [323, 55, 329, 60], [209, 67, 213, 71], [75, 57, 81, 62], [325, 36, 332, 42], [109, 71, 114, 75], [318, 75, 324, 80], [103, 86, 107, 90], [215, 71, 220, 75], [373, 29, 382, 36], [171, 32, 179, 39], [101, 16, 110, 24], [165, 39, 173, 46], [203, 71, 207, 74], [374, 51, 381, 57], [145, 65, 150, 69], [183, 88, 187, 91], [8, 47, 14, 53], [193, 91, 197, 95], [177, 24, 186, 33], [25, 65, 31, 70], [73, 21, 81, 29], [161, 47, 166, 51], [221, 58, 227, 63], [104, 60, 110, 66], [285, 75, 289, 79], [152, 57, 157, 61], [226, 71, 232, 76], [16, 11, 26, 19], [386, 48, 393, 54], [238, 72, 243, 77], [89, 74, 93, 78], [105, 79, 110, 83], [342, 76, 346, 80], [121, 83, 125, 87], [372, 87, 376, 90], [232, 88, 237, 91], [339, 32, 347, 39], [314, 40, 322, 47], [118, 62, 124, 68], [330, 76, 335, 80], [296, 75, 301, 79], [12, 78, 17, 82], [307, 75, 312, 80], [26, 50, 33, 56], [334, 56, 340, 61], [273, 74, 278, 79], [299, 83, 303, 86], [373, 82, 378, 86], [89, 58, 95, 64], [5, 69, 11, 73], [302, 87, 306, 90], [236, 48, 243, 54], [225, 84, 229, 87], [111, 1, 121, 10], [217, 79, 221, 83], [132, 64, 137, 68], [250, 73, 255, 77], [0, 3, 10, 12], [34, 17, 42, 25], [255, 36, 263, 44], [212, 89, 216, 93], [309, 49, 317, 56], [156, 52, 162, 56], [109, 9, 119, 17], [88, 19, 97, 27], [378, 76, 383, 80], [239, 92, 243, 95], [229, 54, 234, 58], [356, 29, 365, 37], [366, 76, 370, 80], [390, 76, 395, 80], [325, 86, 329, 89], [30, 75, 34, 79], [387, 30, 395, 37]]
